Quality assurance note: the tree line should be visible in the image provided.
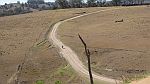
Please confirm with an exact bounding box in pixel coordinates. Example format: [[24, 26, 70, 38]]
[[0, 1, 31, 17], [112, 0, 146, 6], [0, 0, 148, 17], [54, 0, 147, 8], [55, 0, 107, 8]]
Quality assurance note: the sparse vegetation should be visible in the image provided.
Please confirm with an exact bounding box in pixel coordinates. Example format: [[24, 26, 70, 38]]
[[36, 80, 44, 84], [55, 80, 62, 84], [47, 64, 87, 84]]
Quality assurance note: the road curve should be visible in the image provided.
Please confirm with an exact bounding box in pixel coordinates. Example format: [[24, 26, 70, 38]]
[[48, 8, 122, 84]]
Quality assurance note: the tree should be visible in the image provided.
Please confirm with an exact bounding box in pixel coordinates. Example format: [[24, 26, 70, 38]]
[[112, 0, 121, 6], [137, 0, 145, 4], [14, 7, 22, 14], [17, 1, 21, 4], [141, 0, 145, 4], [55, 0, 69, 8], [128, 0, 133, 4], [5, 3, 7, 5], [21, 3, 25, 10], [68, 0, 83, 8], [27, 0, 45, 4], [24, 3, 28, 7], [87, 0, 97, 7], [96, 0, 106, 7]]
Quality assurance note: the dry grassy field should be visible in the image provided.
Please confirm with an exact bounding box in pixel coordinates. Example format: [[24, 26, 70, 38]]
[[58, 6, 150, 82], [1, 5, 150, 84], [0, 7, 109, 84]]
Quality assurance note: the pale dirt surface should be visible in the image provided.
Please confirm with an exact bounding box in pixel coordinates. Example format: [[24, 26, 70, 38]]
[[58, 6, 150, 82], [0, 7, 109, 84], [131, 76, 150, 84]]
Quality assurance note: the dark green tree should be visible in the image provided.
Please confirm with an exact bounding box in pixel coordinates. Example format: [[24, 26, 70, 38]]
[[112, 0, 121, 6], [96, 0, 103, 6], [87, 0, 97, 7], [55, 0, 69, 8], [27, 0, 45, 4], [68, 0, 83, 8]]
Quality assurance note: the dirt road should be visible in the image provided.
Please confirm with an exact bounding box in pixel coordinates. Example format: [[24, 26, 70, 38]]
[[131, 76, 150, 84], [49, 8, 123, 84]]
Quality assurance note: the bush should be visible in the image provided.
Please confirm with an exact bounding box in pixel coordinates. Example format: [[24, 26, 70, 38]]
[[55, 80, 62, 84], [36, 80, 44, 84]]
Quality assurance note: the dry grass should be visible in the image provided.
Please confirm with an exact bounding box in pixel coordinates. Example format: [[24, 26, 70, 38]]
[[0, 7, 107, 84], [58, 6, 150, 81]]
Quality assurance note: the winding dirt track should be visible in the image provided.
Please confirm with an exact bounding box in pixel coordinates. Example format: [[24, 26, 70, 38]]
[[48, 8, 122, 84]]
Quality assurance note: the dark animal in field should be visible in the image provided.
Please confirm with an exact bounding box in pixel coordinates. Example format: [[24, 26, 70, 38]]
[[83, 12, 86, 13], [115, 19, 124, 23], [62, 45, 65, 49], [75, 11, 86, 14]]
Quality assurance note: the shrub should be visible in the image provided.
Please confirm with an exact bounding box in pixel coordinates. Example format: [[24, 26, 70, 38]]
[[36, 80, 44, 84], [55, 80, 61, 84]]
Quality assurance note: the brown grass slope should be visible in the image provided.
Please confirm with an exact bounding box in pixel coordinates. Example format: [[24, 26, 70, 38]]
[[58, 6, 150, 81], [0, 7, 107, 84]]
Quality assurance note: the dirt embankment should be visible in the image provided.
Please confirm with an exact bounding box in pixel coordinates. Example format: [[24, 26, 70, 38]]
[[0, 7, 107, 84], [58, 6, 150, 82]]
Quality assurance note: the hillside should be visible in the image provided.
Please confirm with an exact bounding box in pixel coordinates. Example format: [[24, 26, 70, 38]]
[[0, 7, 106, 84], [58, 6, 150, 83]]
